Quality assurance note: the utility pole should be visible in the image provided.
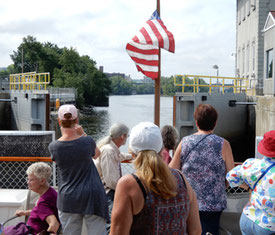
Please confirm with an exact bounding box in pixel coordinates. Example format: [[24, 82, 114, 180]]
[[21, 48, 24, 73]]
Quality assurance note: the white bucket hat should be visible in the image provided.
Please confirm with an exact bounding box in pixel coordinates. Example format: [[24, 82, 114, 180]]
[[129, 122, 163, 154]]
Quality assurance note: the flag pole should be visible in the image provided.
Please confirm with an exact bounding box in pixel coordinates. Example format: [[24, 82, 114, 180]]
[[154, 0, 161, 126]]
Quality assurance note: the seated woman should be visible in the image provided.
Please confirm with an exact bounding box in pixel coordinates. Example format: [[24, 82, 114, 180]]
[[4, 162, 60, 235], [110, 122, 201, 235]]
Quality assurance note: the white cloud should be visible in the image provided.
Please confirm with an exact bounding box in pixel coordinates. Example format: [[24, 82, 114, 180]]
[[0, 0, 236, 79]]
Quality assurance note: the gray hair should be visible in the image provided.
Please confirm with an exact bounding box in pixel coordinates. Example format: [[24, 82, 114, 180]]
[[26, 162, 52, 184], [97, 123, 129, 148]]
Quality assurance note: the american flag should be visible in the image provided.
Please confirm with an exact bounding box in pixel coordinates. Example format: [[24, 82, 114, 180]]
[[126, 10, 175, 80]]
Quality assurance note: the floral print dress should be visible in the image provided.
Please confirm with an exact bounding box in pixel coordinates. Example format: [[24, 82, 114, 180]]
[[180, 134, 227, 211], [226, 157, 275, 231]]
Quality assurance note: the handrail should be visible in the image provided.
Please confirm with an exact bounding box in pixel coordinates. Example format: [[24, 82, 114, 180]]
[[0, 156, 52, 162], [0, 156, 132, 163], [174, 74, 249, 94], [9, 72, 50, 91]]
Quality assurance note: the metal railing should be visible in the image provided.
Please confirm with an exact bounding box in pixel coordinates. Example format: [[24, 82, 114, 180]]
[[48, 87, 76, 102], [174, 75, 249, 94], [0, 131, 55, 189], [0, 155, 247, 196], [9, 72, 50, 91]]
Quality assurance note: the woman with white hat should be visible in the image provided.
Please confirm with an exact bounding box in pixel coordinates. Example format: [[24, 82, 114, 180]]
[[110, 122, 201, 235], [226, 130, 275, 234]]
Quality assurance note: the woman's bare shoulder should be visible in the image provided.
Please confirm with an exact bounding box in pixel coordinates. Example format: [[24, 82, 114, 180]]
[[117, 174, 138, 188]]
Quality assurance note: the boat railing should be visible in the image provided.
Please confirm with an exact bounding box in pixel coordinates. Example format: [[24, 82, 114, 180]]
[[0, 130, 55, 189], [174, 74, 252, 95], [0, 155, 248, 197]]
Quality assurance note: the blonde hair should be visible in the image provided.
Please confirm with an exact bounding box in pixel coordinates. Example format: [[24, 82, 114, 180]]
[[134, 150, 177, 199]]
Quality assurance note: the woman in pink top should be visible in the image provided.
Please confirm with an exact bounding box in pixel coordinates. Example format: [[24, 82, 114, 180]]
[[4, 162, 60, 235]]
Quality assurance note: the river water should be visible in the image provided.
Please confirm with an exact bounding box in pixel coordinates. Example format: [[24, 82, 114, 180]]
[[79, 94, 173, 152]]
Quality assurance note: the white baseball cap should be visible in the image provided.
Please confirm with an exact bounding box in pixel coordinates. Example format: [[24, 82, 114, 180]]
[[129, 122, 163, 154], [58, 104, 78, 120]]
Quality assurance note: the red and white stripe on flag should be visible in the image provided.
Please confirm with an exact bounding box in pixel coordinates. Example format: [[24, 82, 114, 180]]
[[126, 10, 175, 80]]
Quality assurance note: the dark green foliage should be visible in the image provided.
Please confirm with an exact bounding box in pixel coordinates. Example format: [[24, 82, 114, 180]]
[[134, 83, 154, 94], [9, 35, 111, 107], [110, 76, 133, 95]]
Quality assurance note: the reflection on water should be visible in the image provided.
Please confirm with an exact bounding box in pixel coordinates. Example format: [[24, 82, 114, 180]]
[[79, 94, 173, 152], [79, 108, 110, 142]]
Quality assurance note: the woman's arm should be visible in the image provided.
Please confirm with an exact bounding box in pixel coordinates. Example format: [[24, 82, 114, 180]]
[[46, 215, 60, 234], [110, 174, 144, 235], [222, 139, 235, 173], [93, 147, 101, 159], [110, 176, 134, 235], [169, 140, 182, 169], [222, 140, 234, 188], [184, 175, 202, 235], [15, 209, 31, 216], [75, 125, 87, 136]]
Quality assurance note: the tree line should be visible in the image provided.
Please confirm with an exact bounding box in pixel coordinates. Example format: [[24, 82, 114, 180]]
[[1, 35, 111, 107], [0, 35, 210, 107], [109, 75, 209, 96]]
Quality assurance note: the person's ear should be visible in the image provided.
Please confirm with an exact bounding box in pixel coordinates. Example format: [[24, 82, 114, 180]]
[[40, 178, 46, 186]]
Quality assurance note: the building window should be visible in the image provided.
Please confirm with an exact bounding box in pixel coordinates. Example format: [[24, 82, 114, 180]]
[[266, 49, 273, 79], [252, 42, 255, 72], [238, 1, 241, 24], [242, 47, 245, 77], [251, 0, 256, 11], [243, 0, 246, 20], [246, 44, 250, 75], [247, 0, 250, 16], [238, 49, 241, 76]]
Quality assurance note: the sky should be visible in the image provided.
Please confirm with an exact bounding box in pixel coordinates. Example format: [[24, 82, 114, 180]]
[[0, 0, 236, 80]]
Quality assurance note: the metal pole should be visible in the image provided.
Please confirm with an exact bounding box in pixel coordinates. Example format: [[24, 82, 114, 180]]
[[21, 48, 24, 73], [154, 0, 161, 126]]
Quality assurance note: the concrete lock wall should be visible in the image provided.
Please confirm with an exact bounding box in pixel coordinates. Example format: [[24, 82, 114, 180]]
[[174, 92, 255, 161], [0, 92, 11, 130], [256, 96, 275, 136], [10, 91, 49, 131], [175, 92, 248, 139]]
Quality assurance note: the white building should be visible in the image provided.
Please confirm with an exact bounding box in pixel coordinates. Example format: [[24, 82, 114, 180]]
[[263, 11, 275, 95], [236, 0, 275, 95]]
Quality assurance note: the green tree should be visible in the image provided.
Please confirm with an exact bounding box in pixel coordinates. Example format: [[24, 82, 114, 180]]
[[10, 35, 45, 73], [83, 69, 111, 106], [134, 83, 154, 94], [10, 36, 111, 107], [40, 42, 63, 84], [59, 47, 81, 74], [110, 76, 133, 95]]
